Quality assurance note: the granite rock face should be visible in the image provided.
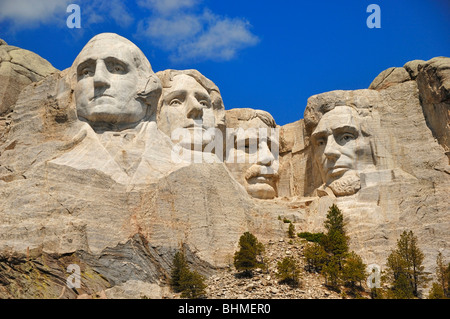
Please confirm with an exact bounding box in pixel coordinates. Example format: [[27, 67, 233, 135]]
[[0, 34, 448, 298], [0, 39, 57, 115]]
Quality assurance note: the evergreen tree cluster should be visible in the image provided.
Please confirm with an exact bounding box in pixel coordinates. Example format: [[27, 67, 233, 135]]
[[303, 204, 367, 292], [169, 205, 448, 299], [170, 250, 206, 299]]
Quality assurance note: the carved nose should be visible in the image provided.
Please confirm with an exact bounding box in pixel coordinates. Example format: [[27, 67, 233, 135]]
[[257, 142, 275, 166], [323, 135, 341, 160], [93, 60, 110, 88], [186, 98, 204, 120]]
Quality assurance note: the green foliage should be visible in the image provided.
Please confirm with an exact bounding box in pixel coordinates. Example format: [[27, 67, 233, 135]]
[[385, 230, 429, 298], [171, 251, 188, 293], [302, 204, 367, 294], [303, 242, 328, 273], [276, 256, 301, 287], [288, 223, 296, 238], [170, 250, 207, 299], [429, 252, 450, 299], [277, 215, 292, 223], [370, 288, 385, 299], [324, 204, 346, 234], [435, 252, 450, 298], [179, 270, 207, 299], [297, 232, 325, 244], [341, 251, 367, 288], [233, 232, 265, 276], [322, 256, 341, 289], [428, 282, 446, 299], [321, 205, 349, 266]]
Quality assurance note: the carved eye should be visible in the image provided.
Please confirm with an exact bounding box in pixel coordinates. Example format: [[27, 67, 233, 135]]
[[79, 67, 93, 78], [169, 99, 182, 106], [199, 100, 210, 107], [316, 139, 326, 147], [111, 63, 125, 74], [340, 133, 355, 143]]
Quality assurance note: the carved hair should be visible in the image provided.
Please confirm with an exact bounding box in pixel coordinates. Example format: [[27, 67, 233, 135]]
[[225, 108, 277, 129], [155, 69, 225, 128]]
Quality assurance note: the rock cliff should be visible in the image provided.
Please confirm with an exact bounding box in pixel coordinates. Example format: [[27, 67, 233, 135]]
[[0, 34, 448, 298]]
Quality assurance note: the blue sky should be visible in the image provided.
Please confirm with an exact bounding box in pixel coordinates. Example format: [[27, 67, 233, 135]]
[[0, 0, 449, 125]]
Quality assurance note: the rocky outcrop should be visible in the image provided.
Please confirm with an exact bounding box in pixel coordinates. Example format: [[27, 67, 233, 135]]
[[415, 57, 450, 159], [0, 39, 58, 115]]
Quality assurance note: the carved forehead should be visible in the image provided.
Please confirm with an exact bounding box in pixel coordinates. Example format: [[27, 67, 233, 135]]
[[72, 33, 152, 72], [164, 74, 209, 95], [313, 105, 362, 135]]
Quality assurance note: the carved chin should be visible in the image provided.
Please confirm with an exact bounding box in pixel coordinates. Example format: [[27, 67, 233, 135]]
[[328, 171, 361, 196], [246, 183, 276, 199]]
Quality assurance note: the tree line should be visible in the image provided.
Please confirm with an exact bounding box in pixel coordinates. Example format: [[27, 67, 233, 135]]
[[169, 204, 449, 299]]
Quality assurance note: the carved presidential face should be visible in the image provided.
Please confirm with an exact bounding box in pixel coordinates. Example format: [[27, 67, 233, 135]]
[[226, 116, 279, 200], [311, 105, 374, 194], [158, 74, 218, 149], [74, 34, 152, 128]]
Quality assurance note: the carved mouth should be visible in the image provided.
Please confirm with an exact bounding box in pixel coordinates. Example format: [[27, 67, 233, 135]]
[[327, 166, 350, 177], [247, 175, 274, 185], [90, 94, 114, 101], [184, 124, 207, 131]]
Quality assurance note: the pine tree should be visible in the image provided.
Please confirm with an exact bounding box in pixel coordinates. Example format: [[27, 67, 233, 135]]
[[234, 232, 265, 277], [341, 251, 367, 288], [322, 204, 349, 268], [385, 230, 429, 298], [322, 256, 341, 289], [303, 242, 328, 273], [428, 282, 446, 299], [446, 263, 450, 298], [171, 250, 207, 298], [276, 256, 301, 287], [179, 270, 207, 299], [288, 222, 295, 239], [435, 252, 449, 297], [171, 251, 189, 293]]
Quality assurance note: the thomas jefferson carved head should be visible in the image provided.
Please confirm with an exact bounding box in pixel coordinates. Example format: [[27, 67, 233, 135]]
[[71, 33, 161, 131], [156, 69, 225, 151]]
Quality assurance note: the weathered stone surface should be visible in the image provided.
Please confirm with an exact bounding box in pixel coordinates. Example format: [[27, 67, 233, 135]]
[[301, 58, 450, 275], [225, 108, 279, 199], [0, 34, 448, 298], [415, 57, 450, 158], [0, 39, 57, 115], [369, 67, 411, 90]]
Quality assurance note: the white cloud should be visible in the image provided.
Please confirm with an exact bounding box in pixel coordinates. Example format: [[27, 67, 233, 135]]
[[84, 0, 134, 28], [0, 0, 259, 62], [137, 0, 200, 15], [137, 7, 259, 62], [0, 0, 71, 26], [173, 15, 259, 62], [137, 13, 203, 48], [0, 0, 133, 29]]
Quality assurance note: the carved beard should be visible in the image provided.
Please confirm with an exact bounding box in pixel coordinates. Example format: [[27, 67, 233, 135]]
[[328, 170, 361, 196]]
